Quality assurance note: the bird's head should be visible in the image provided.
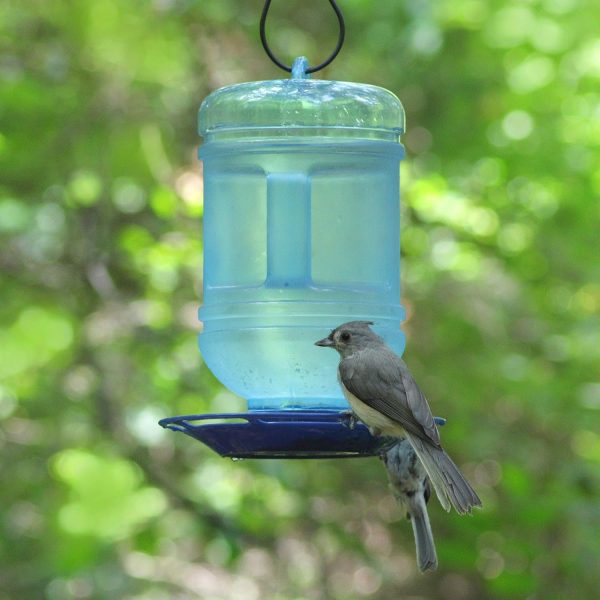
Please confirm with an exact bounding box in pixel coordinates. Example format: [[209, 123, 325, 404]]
[[315, 321, 383, 358]]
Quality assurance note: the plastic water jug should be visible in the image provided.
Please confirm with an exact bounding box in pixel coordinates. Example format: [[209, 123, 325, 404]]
[[198, 58, 405, 411]]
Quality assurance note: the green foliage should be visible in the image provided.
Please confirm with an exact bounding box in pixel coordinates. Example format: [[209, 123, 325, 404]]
[[52, 449, 167, 540], [1, 0, 599, 598]]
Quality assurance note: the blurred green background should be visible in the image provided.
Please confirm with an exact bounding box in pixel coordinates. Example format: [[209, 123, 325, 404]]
[[1, 0, 599, 598]]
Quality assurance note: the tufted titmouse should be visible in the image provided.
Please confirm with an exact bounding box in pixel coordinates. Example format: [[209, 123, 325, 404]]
[[383, 438, 437, 572], [315, 321, 481, 515]]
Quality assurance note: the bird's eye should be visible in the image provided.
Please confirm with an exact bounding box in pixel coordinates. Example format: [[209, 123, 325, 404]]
[[340, 332, 351, 342]]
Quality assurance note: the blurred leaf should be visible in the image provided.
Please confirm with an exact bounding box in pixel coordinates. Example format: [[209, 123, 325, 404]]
[[51, 449, 167, 541]]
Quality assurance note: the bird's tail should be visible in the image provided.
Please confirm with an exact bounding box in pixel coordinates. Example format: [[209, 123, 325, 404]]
[[405, 433, 482, 515], [407, 494, 438, 572]]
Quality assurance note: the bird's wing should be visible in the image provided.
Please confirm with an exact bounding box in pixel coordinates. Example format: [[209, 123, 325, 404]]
[[340, 348, 441, 446]]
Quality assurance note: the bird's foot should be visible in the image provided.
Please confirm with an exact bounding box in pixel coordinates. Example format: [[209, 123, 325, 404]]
[[340, 410, 358, 430]]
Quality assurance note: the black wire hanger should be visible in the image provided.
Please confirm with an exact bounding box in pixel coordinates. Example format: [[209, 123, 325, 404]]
[[259, 0, 345, 74]]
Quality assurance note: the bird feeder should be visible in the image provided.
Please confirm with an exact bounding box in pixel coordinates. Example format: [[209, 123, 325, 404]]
[[160, 5, 410, 458]]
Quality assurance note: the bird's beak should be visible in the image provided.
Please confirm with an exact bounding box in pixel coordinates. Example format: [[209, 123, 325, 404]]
[[315, 337, 334, 347]]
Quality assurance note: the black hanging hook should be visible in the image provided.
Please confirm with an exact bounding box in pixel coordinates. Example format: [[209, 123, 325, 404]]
[[259, 0, 345, 74]]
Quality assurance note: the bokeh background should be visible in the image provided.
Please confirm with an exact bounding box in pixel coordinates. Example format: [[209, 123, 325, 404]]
[[1, 0, 599, 598]]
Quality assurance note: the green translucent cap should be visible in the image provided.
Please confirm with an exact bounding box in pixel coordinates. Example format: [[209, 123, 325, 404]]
[[198, 57, 405, 141]]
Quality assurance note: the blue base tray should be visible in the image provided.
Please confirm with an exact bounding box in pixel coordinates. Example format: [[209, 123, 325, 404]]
[[159, 410, 446, 459]]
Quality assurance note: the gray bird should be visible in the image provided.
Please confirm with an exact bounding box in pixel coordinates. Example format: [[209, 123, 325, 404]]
[[315, 321, 482, 515], [383, 438, 437, 572]]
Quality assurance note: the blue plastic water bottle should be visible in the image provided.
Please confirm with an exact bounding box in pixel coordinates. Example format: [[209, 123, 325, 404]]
[[198, 57, 405, 412]]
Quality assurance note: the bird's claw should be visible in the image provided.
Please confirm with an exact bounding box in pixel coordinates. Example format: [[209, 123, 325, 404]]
[[340, 410, 358, 430]]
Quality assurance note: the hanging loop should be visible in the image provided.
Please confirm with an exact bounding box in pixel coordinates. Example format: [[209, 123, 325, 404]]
[[260, 0, 345, 74]]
